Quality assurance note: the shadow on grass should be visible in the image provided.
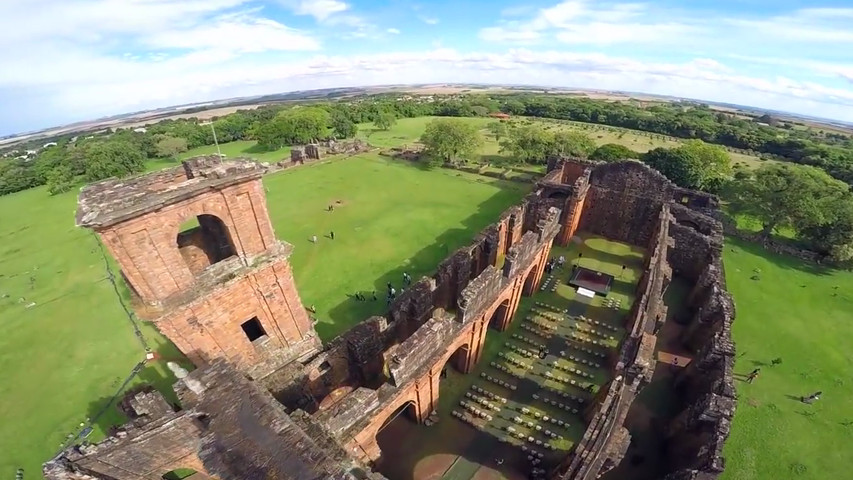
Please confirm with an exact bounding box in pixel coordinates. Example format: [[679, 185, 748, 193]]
[[725, 236, 833, 277], [320, 180, 528, 340]]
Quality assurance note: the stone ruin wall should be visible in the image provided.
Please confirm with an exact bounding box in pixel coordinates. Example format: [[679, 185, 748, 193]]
[[268, 200, 560, 464], [544, 159, 736, 480], [45, 360, 384, 480], [265, 193, 555, 415]]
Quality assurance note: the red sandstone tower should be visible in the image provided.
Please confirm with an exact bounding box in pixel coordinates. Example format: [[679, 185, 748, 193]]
[[76, 156, 320, 377]]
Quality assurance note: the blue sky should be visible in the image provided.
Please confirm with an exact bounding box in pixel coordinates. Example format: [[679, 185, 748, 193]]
[[1, 0, 852, 135]]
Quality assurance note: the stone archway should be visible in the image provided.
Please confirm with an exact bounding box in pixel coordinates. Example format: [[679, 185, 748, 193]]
[[489, 298, 511, 331], [523, 263, 540, 296]]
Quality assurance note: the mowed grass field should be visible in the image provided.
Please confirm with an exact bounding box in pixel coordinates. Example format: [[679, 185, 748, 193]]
[[0, 187, 189, 478], [721, 238, 853, 480], [264, 153, 529, 339], [0, 149, 527, 476], [358, 116, 769, 169]]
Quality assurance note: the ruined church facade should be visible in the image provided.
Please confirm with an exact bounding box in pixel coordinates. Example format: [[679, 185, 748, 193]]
[[46, 156, 736, 480]]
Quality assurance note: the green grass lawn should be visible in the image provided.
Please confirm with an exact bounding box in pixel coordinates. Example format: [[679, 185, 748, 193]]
[[0, 186, 189, 479], [721, 237, 853, 480], [265, 153, 529, 339], [0, 152, 527, 476]]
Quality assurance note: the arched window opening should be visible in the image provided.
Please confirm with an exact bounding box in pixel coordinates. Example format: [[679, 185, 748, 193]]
[[176, 214, 237, 275]]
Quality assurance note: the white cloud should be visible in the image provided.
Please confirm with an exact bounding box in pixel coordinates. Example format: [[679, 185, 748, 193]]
[[387, 28, 401, 35], [479, 26, 542, 44], [726, 8, 853, 43], [419, 16, 440, 25], [145, 17, 320, 52], [291, 0, 349, 21], [479, 0, 695, 45]]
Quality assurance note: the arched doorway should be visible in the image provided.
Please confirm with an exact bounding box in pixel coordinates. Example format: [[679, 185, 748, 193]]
[[176, 214, 237, 275], [523, 264, 539, 295], [375, 401, 420, 476], [489, 298, 511, 331], [442, 344, 470, 377]]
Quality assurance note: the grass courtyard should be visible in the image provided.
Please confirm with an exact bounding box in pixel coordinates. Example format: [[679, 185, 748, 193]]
[[0, 153, 527, 477], [376, 235, 646, 480]]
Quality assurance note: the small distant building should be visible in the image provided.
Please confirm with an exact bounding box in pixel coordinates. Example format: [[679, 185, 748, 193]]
[[490, 112, 511, 120], [43, 142, 57, 148], [133, 127, 147, 133]]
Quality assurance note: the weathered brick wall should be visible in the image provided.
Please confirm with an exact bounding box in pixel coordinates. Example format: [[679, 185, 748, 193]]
[[153, 255, 319, 374], [549, 159, 736, 480], [663, 206, 736, 480], [176, 229, 213, 275], [96, 179, 277, 305], [667, 205, 724, 283], [579, 162, 674, 245]]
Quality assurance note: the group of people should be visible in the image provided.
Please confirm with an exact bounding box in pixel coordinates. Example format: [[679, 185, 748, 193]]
[[544, 255, 566, 274], [348, 272, 413, 306]]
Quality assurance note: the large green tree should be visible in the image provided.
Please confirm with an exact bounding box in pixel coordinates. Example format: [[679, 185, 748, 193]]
[[499, 125, 596, 163], [590, 143, 639, 162], [726, 163, 850, 240], [46, 164, 75, 195], [642, 140, 731, 190], [420, 118, 483, 166], [798, 197, 853, 262], [486, 121, 508, 141], [331, 112, 358, 138], [499, 125, 556, 163], [83, 140, 146, 181], [550, 131, 597, 158], [154, 135, 189, 159], [255, 107, 329, 150], [373, 111, 397, 131]]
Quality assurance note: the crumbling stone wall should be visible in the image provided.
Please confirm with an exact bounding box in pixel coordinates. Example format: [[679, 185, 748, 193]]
[[545, 159, 736, 480], [667, 205, 724, 282], [46, 361, 384, 480], [662, 205, 736, 480], [579, 161, 674, 245]]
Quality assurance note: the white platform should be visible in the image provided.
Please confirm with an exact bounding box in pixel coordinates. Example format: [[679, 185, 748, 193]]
[[576, 287, 596, 298]]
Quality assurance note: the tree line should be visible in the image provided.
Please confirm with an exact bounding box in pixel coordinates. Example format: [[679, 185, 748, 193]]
[[0, 100, 409, 196], [417, 117, 853, 263], [3, 91, 851, 200]]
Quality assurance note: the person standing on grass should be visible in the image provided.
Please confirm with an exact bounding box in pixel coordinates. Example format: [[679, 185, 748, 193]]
[[802, 391, 822, 404], [330, 231, 335, 240], [372, 291, 377, 301], [311, 235, 317, 243], [747, 368, 760, 384]]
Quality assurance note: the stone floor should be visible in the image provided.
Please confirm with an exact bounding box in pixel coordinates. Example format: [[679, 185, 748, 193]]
[[376, 234, 646, 480]]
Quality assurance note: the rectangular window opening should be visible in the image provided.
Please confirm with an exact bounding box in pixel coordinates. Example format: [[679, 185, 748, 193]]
[[241, 317, 267, 342]]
